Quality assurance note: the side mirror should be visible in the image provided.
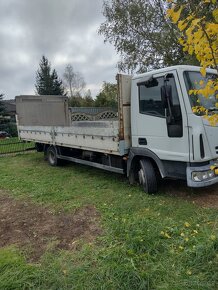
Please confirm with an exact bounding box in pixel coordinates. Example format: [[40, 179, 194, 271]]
[[161, 85, 173, 108]]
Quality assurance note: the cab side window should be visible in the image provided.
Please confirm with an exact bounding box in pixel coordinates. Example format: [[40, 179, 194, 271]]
[[138, 77, 165, 117], [138, 76, 181, 118]]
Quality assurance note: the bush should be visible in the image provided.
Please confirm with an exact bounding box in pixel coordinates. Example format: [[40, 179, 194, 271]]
[[0, 122, 18, 137], [7, 123, 18, 137]]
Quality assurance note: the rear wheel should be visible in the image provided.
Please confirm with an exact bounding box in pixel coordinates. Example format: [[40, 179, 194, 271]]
[[138, 159, 158, 194], [47, 146, 60, 166]]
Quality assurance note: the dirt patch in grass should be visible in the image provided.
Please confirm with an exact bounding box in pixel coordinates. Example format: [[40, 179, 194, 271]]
[[0, 193, 101, 261], [160, 180, 218, 208]]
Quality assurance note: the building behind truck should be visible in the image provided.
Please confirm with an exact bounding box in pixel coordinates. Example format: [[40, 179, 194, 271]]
[[16, 65, 218, 193]]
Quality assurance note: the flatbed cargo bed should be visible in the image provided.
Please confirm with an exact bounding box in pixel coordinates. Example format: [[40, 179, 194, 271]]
[[16, 74, 132, 156]]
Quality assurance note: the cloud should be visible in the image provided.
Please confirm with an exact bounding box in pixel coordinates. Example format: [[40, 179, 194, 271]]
[[0, 0, 119, 99]]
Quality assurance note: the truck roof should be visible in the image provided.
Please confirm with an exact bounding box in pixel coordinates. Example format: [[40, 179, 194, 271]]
[[132, 65, 217, 80]]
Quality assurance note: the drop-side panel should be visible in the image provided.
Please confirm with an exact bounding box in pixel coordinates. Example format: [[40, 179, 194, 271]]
[[18, 120, 121, 155]]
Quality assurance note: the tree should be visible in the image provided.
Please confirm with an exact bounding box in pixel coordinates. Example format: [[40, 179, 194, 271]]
[[35, 56, 65, 95], [167, 0, 217, 73], [95, 82, 117, 107], [83, 90, 95, 107], [99, 0, 199, 73], [63, 64, 86, 98], [68, 95, 84, 107], [0, 94, 5, 116], [68, 90, 95, 107], [167, 0, 218, 125]]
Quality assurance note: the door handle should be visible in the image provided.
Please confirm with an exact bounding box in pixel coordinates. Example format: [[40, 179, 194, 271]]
[[138, 138, 147, 145]]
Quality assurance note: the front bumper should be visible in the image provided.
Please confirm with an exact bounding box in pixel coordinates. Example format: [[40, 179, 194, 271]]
[[187, 161, 218, 188]]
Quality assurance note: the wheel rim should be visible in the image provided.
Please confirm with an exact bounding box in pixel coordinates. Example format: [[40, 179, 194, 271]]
[[138, 168, 145, 185], [48, 150, 55, 164]]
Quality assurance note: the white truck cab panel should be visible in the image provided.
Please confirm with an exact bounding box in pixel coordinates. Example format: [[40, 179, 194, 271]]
[[131, 68, 189, 162], [129, 65, 218, 188]]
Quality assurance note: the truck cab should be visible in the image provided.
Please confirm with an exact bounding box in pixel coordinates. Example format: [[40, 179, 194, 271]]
[[128, 65, 218, 191]]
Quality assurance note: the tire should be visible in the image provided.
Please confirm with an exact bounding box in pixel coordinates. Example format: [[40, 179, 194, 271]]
[[47, 146, 60, 166], [138, 159, 158, 194]]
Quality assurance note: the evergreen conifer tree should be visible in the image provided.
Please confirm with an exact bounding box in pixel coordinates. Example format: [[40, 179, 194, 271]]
[[0, 94, 5, 116], [35, 56, 65, 95]]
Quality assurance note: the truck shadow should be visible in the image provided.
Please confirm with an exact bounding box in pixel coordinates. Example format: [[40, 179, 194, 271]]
[[159, 179, 218, 208]]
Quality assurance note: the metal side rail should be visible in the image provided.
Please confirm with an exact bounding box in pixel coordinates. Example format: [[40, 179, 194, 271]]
[[57, 154, 124, 174]]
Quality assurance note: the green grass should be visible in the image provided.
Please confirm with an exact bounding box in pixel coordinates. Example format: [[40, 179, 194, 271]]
[[0, 137, 34, 154], [0, 136, 20, 144], [0, 153, 217, 290]]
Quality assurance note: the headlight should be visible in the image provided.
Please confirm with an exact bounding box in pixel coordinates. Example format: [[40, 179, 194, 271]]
[[192, 170, 215, 182]]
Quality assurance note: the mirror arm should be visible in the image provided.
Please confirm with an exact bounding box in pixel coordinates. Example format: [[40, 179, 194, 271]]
[[166, 97, 174, 123]]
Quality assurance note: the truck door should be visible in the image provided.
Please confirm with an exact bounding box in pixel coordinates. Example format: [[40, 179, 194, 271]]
[[132, 70, 189, 163]]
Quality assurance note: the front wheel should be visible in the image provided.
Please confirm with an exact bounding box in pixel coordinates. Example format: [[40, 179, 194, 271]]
[[138, 159, 158, 194]]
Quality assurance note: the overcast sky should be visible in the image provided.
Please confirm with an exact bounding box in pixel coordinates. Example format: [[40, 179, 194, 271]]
[[0, 0, 119, 100]]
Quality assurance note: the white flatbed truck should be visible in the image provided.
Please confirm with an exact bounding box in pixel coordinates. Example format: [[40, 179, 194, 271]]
[[16, 65, 218, 193]]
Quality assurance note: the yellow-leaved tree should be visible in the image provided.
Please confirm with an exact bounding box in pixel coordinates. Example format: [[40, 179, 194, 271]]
[[167, 0, 218, 125]]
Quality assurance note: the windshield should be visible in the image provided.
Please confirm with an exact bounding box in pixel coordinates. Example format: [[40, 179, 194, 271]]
[[184, 71, 217, 115]]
